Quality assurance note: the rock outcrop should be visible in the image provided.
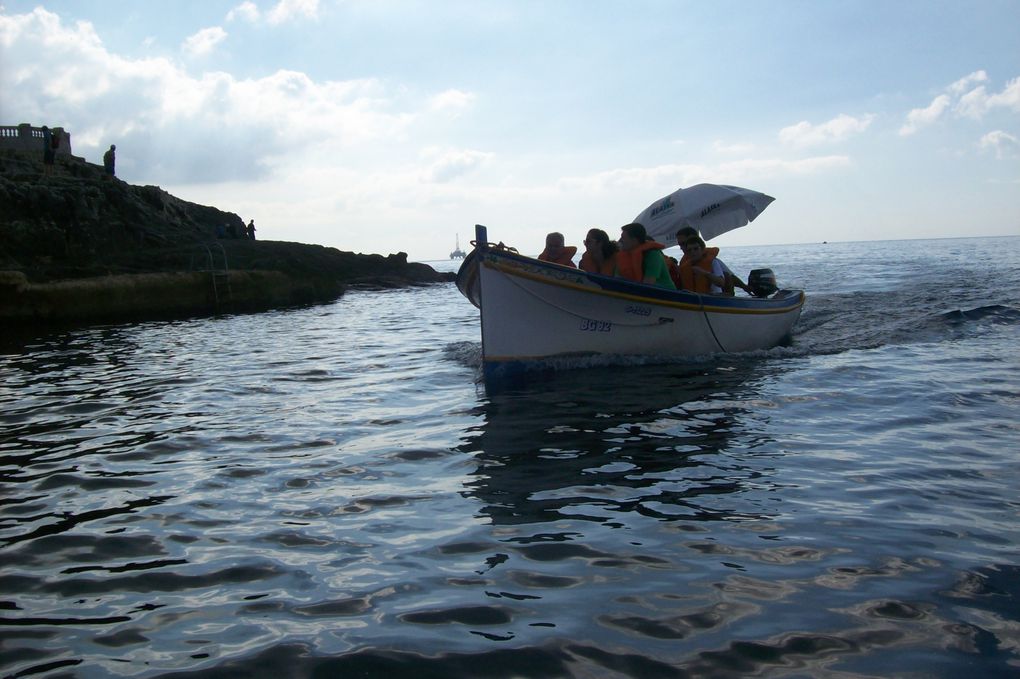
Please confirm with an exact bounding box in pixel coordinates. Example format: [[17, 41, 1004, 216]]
[[0, 149, 455, 324]]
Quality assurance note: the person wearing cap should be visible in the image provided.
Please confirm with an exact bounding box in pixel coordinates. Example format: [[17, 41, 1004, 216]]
[[672, 226, 751, 295]]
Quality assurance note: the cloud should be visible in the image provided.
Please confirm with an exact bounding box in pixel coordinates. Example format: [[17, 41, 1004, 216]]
[[719, 156, 852, 175], [955, 87, 991, 119], [558, 156, 850, 194], [992, 77, 1020, 109], [420, 147, 493, 183], [0, 5, 889, 258], [182, 26, 228, 58], [899, 94, 951, 136], [713, 140, 755, 154], [0, 7, 441, 186], [267, 0, 321, 25], [224, 0, 319, 26], [429, 89, 476, 117], [979, 130, 1020, 159], [900, 71, 1020, 135], [948, 70, 989, 96], [226, 1, 261, 22], [779, 114, 875, 148], [557, 165, 702, 193], [956, 76, 1020, 119]]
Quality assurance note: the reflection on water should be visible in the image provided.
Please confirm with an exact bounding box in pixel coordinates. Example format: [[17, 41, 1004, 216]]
[[464, 364, 776, 527], [2, 240, 1020, 677]]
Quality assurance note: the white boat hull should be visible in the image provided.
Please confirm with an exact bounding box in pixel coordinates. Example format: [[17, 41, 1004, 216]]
[[457, 226, 804, 375]]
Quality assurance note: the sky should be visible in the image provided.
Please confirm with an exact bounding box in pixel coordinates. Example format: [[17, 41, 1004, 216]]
[[2, 0, 1019, 261]]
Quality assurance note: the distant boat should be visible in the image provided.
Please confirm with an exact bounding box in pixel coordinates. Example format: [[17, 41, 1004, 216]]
[[457, 224, 804, 379], [450, 235, 466, 260]]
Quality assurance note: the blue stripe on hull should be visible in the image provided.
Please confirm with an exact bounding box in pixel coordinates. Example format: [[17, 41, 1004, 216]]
[[480, 248, 805, 315]]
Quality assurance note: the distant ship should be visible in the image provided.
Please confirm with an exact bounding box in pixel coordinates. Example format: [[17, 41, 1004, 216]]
[[450, 235, 466, 259]]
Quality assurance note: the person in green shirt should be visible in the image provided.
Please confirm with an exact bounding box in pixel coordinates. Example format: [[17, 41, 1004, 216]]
[[616, 223, 676, 289]]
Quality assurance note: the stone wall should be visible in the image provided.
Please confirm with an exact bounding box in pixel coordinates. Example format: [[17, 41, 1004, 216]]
[[0, 123, 73, 156], [0, 269, 337, 323]]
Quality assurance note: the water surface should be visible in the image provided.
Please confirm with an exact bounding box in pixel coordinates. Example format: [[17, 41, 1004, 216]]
[[2, 237, 1019, 678]]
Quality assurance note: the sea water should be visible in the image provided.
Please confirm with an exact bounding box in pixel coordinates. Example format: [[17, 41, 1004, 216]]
[[1, 236, 1018, 678]]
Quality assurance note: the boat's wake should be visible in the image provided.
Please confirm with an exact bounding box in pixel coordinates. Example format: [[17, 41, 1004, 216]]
[[445, 296, 1020, 379], [792, 292, 1020, 358]]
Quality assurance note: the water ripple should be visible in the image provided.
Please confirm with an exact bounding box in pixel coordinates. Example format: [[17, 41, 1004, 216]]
[[1, 240, 1019, 677]]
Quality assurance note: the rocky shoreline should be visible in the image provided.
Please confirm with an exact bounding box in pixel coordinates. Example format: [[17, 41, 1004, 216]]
[[0, 149, 455, 325]]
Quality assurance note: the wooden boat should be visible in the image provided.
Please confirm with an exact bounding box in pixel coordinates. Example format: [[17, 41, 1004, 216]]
[[456, 224, 805, 378]]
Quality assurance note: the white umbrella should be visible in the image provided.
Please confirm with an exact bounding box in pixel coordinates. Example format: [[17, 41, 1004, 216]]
[[633, 183, 775, 244]]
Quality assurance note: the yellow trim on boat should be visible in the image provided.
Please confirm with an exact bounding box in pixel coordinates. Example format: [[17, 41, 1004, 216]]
[[485, 258, 804, 316]]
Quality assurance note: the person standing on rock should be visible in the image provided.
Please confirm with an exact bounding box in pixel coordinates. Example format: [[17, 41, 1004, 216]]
[[103, 144, 116, 179], [42, 126, 55, 176], [246, 219, 256, 240]]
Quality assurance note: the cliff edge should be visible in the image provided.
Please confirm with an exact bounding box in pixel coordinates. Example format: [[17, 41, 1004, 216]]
[[0, 149, 455, 324]]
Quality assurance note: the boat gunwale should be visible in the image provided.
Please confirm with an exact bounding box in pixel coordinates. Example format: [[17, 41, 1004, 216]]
[[472, 245, 805, 315]]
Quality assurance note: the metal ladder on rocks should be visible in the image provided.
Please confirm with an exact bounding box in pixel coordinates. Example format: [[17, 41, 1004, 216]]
[[198, 243, 231, 305]]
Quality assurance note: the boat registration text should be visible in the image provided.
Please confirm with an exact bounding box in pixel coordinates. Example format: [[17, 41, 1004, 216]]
[[580, 319, 612, 332]]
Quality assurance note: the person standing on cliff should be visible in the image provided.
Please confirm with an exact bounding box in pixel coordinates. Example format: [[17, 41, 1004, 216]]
[[103, 144, 116, 179], [246, 219, 256, 240], [41, 126, 55, 176]]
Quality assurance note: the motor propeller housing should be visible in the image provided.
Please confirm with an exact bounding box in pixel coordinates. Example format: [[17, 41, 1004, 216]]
[[748, 268, 778, 297]]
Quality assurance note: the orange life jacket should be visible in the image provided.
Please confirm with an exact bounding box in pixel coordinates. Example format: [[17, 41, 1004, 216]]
[[666, 256, 680, 287], [678, 248, 719, 293], [579, 251, 617, 275], [538, 245, 577, 267], [615, 241, 667, 282]]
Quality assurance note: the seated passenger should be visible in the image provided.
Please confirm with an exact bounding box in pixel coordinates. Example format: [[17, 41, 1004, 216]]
[[677, 235, 726, 293], [579, 228, 618, 275], [673, 226, 751, 295], [665, 254, 680, 285], [615, 223, 676, 289], [537, 231, 578, 267]]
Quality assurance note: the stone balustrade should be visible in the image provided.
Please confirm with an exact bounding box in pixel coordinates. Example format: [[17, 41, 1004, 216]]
[[0, 123, 73, 156]]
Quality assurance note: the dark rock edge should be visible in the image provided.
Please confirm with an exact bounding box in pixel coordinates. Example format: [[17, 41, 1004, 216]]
[[0, 149, 457, 326]]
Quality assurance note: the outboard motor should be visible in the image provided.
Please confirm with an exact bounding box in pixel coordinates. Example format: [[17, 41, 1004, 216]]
[[748, 268, 778, 298]]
